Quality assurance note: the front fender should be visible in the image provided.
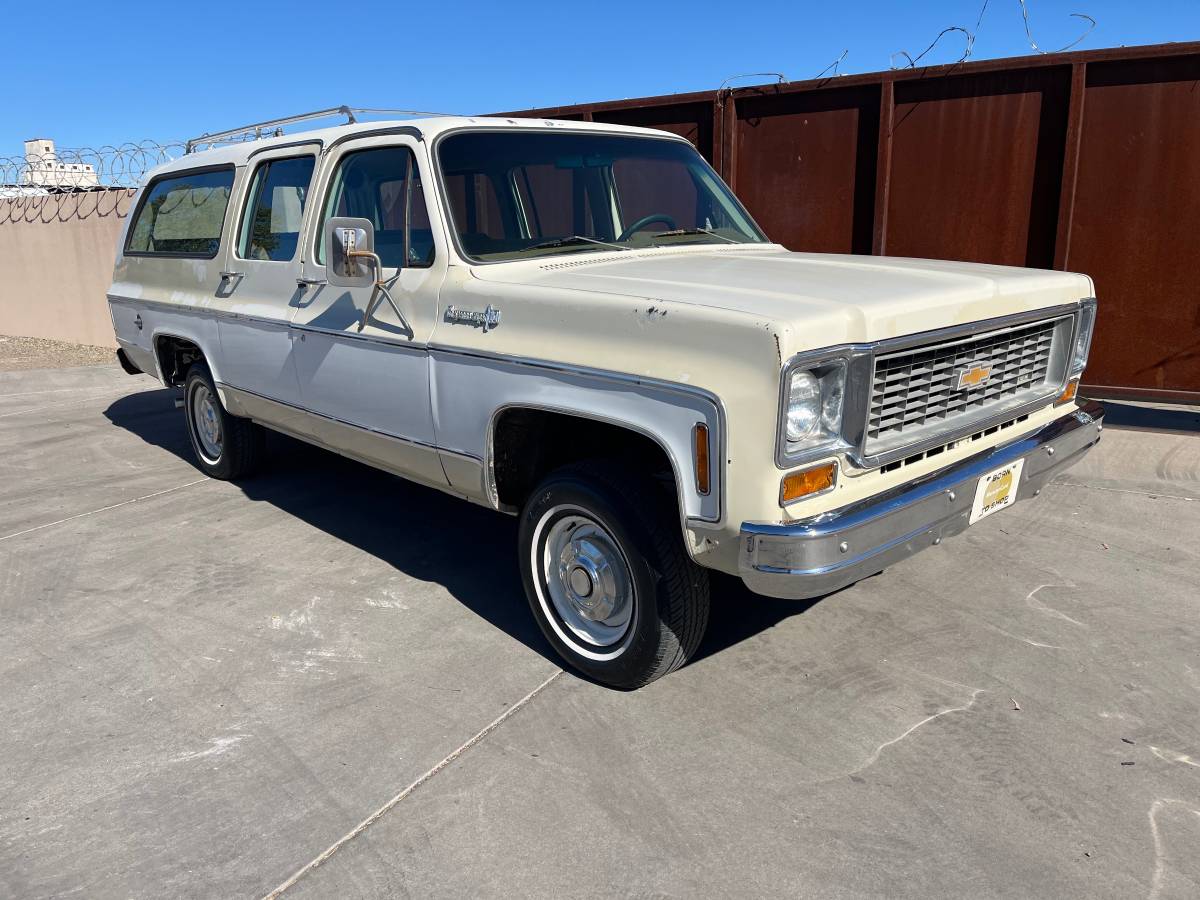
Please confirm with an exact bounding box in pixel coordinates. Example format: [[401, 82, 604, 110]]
[[429, 348, 724, 526]]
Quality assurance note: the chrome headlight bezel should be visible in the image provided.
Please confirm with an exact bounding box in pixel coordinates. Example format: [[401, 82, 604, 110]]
[[1070, 297, 1097, 376], [776, 348, 873, 468]]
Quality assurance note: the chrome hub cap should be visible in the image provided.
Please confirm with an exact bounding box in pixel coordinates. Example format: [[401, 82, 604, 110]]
[[191, 383, 223, 461], [543, 513, 633, 647]]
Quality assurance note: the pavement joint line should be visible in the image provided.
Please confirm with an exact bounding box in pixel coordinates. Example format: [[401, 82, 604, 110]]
[[0, 478, 211, 543], [0, 386, 119, 399], [1049, 480, 1197, 502], [0, 389, 136, 419], [262, 669, 564, 899]]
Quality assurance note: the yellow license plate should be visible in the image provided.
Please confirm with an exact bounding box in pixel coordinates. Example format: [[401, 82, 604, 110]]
[[969, 459, 1024, 525]]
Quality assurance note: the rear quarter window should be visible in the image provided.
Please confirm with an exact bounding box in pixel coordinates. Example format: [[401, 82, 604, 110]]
[[126, 167, 235, 258]]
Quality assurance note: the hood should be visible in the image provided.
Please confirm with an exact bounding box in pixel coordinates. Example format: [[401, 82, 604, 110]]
[[470, 245, 1092, 347]]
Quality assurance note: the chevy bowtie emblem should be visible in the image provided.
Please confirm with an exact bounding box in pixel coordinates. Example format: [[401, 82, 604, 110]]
[[954, 363, 992, 390]]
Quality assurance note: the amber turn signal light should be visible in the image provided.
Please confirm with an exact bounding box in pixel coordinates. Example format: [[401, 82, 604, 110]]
[[781, 461, 837, 504], [1055, 378, 1080, 406], [693, 423, 710, 495]]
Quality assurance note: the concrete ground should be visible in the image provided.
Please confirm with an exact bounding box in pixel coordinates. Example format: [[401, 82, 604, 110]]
[[1, 360, 1198, 900]]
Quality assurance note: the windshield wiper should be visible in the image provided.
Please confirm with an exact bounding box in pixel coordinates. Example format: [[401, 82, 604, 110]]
[[521, 235, 630, 253], [649, 228, 742, 245]]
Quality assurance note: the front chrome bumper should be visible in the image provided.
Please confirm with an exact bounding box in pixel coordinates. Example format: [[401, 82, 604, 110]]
[[739, 401, 1104, 600]]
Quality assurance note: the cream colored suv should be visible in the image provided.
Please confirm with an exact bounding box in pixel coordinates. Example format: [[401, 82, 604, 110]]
[[109, 110, 1103, 688]]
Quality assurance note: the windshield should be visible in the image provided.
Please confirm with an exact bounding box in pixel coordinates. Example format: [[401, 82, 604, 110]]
[[436, 130, 768, 261]]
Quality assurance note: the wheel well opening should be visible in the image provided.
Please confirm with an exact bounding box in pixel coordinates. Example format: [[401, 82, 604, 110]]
[[154, 336, 204, 387], [492, 408, 677, 510]]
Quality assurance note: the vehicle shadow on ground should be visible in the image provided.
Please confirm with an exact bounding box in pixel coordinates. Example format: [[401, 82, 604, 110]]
[[104, 387, 820, 675]]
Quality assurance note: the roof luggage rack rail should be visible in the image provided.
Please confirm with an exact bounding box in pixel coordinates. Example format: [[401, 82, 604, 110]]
[[185, 106, 456, 153]]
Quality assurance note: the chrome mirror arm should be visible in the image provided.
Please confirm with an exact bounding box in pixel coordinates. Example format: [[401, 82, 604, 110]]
[[349, 250, 411, 333], [361, 281, 410, 334]]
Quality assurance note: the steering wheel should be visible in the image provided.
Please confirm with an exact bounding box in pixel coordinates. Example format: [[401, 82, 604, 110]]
[[618, 213, 678, 242]]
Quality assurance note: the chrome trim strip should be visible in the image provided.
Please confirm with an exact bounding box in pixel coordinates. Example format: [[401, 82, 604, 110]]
[[428, 343, 726, 407], [216, 380, 481, 461], [776, 303, 1084, 470], [107, 295, 428, 354], [743, 401, 1104, 600], [108, 296, 725, 418]]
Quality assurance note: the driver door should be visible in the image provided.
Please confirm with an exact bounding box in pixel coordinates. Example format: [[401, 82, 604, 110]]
[[290, 136, 447, 487]]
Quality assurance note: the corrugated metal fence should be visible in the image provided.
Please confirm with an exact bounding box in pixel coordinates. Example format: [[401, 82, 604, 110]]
[[507, 42, 1200, 402]]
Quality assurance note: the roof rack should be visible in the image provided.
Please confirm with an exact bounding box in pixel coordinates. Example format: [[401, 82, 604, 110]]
[[185, 106, 456, 153]]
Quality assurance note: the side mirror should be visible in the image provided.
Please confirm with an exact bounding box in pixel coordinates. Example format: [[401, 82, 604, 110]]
[[326, 217, 377, 287]]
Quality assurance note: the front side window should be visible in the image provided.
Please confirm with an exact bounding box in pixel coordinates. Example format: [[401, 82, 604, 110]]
[[316, 146, 434, 269], [126, 168, 234, 257], [436, 131, 766, 261], [237, 155, 315, 261]]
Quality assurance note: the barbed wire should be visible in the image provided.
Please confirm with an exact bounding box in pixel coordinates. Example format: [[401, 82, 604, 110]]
[[0, 140, 181, 223], [0, 140, 183, 193], [889, 0, 1097, 70]]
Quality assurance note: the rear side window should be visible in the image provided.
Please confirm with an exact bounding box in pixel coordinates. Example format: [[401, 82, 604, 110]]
[[237, 155, 315, 261], [316, 146, 434, 269], [126, 168, 234, 257]]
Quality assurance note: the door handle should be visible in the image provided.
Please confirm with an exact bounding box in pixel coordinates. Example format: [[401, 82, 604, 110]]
[[219, 270, 244, 281], [296, 277, 326, 288]]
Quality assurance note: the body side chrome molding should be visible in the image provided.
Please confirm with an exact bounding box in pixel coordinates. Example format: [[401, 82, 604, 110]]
[[108, 295, 427, 354], [108, 295, 727, 417], [216, 380, 481, 462]]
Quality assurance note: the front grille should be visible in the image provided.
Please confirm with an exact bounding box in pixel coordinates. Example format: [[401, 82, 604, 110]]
[[866, 318, 1062, 453]]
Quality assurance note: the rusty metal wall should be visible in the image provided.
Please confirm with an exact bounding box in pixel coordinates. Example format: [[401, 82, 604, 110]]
[[505, 42, 1200, 402]]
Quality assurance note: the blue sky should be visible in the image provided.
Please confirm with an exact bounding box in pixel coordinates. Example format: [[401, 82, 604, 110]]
[[3, 0, 1197, 152]]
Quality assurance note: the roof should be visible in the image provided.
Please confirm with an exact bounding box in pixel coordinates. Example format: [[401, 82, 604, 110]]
[[148, 116, 684, 181]]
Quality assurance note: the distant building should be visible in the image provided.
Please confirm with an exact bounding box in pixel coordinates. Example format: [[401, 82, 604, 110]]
[[22, 138, 99, 189]]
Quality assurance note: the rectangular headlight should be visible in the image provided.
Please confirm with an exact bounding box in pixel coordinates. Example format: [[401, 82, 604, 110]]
[[784, 360, 845, 450], [1071, 298, 1097, 375]]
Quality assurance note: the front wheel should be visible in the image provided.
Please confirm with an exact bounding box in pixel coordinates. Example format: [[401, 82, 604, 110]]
[[519, 462, 710, 689], [183, 363, 264, 480]]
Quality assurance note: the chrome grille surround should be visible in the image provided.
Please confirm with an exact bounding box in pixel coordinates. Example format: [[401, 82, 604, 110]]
[[864, 314, 1072, 461], [776, 303, 1084, 470]]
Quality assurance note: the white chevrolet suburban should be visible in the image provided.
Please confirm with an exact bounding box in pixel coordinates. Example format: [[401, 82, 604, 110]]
[[108, 109, 1102, 688]]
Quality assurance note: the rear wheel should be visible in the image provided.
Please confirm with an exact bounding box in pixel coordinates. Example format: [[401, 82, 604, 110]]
[[183, 363, 264, 480], [519, 461, 710, 689]]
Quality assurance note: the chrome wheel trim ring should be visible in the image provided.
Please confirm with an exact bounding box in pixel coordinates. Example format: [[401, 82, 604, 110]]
[[190, 383, 223, 463], [531, 505, 637, 660]]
